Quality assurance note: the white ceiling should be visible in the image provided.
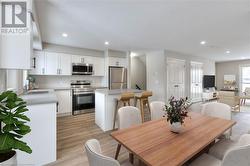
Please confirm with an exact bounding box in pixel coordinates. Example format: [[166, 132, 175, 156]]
[[35, 0, 250, 61]]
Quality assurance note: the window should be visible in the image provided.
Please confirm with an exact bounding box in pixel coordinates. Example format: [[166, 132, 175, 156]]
[[240, 65, 250, 92]]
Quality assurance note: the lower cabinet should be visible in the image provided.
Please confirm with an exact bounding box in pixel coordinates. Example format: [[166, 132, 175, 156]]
[[17, 103, 57, 165], [55, 90, 72, 115]]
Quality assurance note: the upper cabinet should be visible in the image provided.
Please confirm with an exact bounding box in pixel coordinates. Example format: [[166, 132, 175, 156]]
[[45, 52, 60, 75], [93, 57, 105, 76], [30, 51, 72, 75], [59, 53, 72, 75], [29, 51, 45, 75], [30, 51, 105, 76], [72, 55, 93, 64], [109, 57, 127, 67], [0, 0, 33, 69]]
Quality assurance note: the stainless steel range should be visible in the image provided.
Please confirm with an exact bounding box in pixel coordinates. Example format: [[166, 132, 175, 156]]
[[71, 80, 95, 115]]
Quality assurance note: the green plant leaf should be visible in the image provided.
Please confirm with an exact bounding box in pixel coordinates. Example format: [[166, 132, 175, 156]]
[[0, 91, 9, 102], [13, 139, 32, 154], [3, 124, 17, 132], [14, 106, 28, 114], [14, 114, 30, 121], [0, 91, 32, 154], [14, 129, 31, 135], [0, 133, 15, 152]]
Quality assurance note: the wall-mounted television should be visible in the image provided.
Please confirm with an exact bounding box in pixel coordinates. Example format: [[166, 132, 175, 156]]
[[203, 75, 215, 88]]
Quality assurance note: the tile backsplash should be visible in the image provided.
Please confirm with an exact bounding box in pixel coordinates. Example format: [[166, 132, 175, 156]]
[[31, 75, 105, 89]]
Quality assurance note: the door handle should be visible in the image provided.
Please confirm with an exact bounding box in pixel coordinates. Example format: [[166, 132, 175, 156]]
[[174, 85, 179, 87]]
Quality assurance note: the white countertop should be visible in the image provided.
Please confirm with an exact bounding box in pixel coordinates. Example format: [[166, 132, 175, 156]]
[[95, 88, 143, 95], [20, 90, 58, 106]]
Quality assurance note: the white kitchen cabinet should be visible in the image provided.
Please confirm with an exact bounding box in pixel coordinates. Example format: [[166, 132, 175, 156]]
[[45, 52, 59, 75], [109, 57, 127, 67], [45, 52, 72, 75], [93, 57, 105, 76], [72, 55, 84, 63], [29, 51, 45, 75], [17, 103, 57, 165], [59, 53, 72, 75], [55, 90, 72, 115], [30, 52, 72, 75], [72, 55, 93, 64], [0, 1, 32, 69]]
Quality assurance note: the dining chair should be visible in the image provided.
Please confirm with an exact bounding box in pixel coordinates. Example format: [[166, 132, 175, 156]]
[[209, 134, 250, 160], [85, 139, 132, 166], [150, 101, 165, 120], [201, 102, 232, 138], [189, 134, 250, 166], [115, 106, 142, 160], [113, 92, 135, 129]]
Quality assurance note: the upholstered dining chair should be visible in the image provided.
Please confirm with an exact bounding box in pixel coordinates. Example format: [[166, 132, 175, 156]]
[[85, 139, 132, 166], [201, 102, 232, 138], [209, 134, 250, 160], [115, 106, 142, 160], [150, 101, 165, 120], [189, 134, 250, 166]]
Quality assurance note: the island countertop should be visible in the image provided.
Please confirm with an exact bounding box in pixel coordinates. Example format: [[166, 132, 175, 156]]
[[95, 88, 143, 95], [20, 90, 58, 106]]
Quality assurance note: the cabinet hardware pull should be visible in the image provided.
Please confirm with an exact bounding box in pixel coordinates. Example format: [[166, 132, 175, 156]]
[[32, 57, 36, 68]]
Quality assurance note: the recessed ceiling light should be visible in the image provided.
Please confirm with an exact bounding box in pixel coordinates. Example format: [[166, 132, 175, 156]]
[[62, 33, 68, 37], [226, 50, 230, 54], [200, 41, 206, 45], [104, 41, 109, 45], [130, 52, 137, 57]]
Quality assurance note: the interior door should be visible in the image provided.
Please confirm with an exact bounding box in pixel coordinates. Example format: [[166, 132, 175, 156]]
[[167, 58, 185, 100], [190, 62, 203, 102]]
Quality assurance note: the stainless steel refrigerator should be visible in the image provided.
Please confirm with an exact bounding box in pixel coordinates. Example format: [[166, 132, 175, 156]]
[[109, 66, 127, 90]]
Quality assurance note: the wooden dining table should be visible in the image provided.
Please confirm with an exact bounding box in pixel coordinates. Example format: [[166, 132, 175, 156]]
[[111, 112, 236, 166]]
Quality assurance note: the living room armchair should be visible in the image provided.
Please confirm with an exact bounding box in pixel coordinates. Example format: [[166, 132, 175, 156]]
[[218, 91, 240, 110]]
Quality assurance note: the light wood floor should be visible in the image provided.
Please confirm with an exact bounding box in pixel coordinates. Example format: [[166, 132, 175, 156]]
[[47, 112, 138, 166]]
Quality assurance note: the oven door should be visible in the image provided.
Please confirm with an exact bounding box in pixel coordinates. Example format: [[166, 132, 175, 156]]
[[72, 91, 95, 115]]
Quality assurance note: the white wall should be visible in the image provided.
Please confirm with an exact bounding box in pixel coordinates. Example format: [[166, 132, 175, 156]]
[[146, 51, 166, 101], [145, 50, 215, 101], [131, 55, 146, 90]]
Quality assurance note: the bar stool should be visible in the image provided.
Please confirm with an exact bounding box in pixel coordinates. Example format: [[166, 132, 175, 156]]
[[135, 91, 153, 122], [113, 92, 135, 130]]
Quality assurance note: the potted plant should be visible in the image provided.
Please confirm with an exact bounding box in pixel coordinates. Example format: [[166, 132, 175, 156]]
[[164, 97, 190, 133], [0, 91, 32, 164]]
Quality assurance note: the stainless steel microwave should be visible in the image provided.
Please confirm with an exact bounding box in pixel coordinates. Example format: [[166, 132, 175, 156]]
[[72, 63, 93, 75]]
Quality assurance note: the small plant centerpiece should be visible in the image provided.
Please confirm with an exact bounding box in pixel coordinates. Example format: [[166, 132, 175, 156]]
[[0, 91, 32, 164], [164, 97, 190, 133]]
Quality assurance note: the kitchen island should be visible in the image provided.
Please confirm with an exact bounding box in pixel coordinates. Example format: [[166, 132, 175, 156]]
[[19, 90, 57, 166], [95, 89, 143, 131]]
